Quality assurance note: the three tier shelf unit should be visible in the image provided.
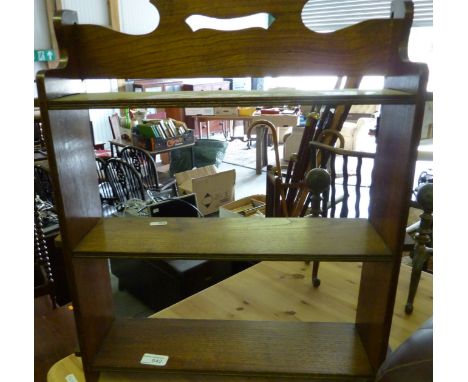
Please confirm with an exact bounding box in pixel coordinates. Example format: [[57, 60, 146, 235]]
[[36, 1, 429, 381]]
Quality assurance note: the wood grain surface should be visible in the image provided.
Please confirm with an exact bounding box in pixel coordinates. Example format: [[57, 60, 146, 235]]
[[45, 89, 416, 109], [37, 77, 114, 382], [38, 1, 430, 380], [50, 1, 418, 79], [73, 217, 392, 262], [356, 72, 429, 369], [46, 261, 432, 382], [93, 319, 372, 379]]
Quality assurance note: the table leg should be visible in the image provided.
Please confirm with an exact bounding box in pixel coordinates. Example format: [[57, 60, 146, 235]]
[[256, 126, 268, 175], [245, 120, 252, 147], [194, 116, 201, 140], [191, 146, 195, 169]]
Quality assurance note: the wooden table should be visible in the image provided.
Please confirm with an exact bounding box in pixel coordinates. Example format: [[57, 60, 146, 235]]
[[132, 79, 183, 92], [192, 114, 299, 174], [47, 260, 432, 382], [191, 115, 253, 140]]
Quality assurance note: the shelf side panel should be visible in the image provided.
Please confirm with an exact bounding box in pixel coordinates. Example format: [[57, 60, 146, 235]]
[[69, 258, 114, 380], [37, 76, 114, 382], [357, 70, 429, 369]]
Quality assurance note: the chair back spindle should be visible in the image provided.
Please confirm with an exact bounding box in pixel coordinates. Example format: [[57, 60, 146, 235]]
[[120, 145, 178, 198], [105, 158, 146, 206]]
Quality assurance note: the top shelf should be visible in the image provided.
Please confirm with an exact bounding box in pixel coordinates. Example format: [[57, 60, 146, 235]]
[[45, 89, 418, 110]]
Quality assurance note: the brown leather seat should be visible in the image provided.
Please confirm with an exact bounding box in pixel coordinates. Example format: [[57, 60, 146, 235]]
[[376, 317, 433, 382]]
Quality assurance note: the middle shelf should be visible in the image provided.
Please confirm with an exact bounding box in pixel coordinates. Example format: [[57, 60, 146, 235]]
[[73, 217, 392, 262]]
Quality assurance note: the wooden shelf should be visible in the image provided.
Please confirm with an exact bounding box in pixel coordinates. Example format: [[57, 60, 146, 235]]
[[72, 217, 392, 262], [45, 89, 416, 110], [92, 318, 373, 380], [39, 4, 429, 380]]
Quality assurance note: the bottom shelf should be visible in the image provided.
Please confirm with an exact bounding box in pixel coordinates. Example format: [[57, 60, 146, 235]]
[[93, 318, 373, 380]]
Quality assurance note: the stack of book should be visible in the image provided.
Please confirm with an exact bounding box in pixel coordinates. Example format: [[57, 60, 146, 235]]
[[132, 118, 194, 151]]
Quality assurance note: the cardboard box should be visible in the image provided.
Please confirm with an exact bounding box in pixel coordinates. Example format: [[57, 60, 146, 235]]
[[185, 107, 214, 116], [238, 107, 256, 116], [214, 107, 238, 116], [251, 114, 299, 128], [250, 114, 298, 143], [219, 194, 266, 218], [277, 125, 293, 144], [175, 165, 236, 216]]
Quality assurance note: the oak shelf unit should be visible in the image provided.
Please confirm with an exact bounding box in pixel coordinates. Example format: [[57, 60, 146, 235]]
[[36, 1, 428, 381]]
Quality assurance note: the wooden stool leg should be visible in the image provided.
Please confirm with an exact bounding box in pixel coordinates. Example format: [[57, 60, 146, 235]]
[[405, 183, 432, 315], [312, 261, 321, 287], [405, 245, 429, 314], [304, 168, 331, 289]]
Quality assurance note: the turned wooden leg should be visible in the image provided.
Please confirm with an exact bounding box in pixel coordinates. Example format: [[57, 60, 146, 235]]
[[312, 261, 321, 287], [405, 183, 432, 315], [405, 244, 429, 314], [304, 168, 330, 289], [84, 370, 101, 382]]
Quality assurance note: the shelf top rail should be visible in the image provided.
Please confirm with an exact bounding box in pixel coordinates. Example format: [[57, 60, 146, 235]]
[[43, 0, 426, 79], [46, 88, 417, 109]]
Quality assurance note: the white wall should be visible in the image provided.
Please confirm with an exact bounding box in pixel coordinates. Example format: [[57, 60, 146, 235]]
[[61, 0, 109, 26], [60, 0, 119, 148], [119, 0, 159, 35], [34, 0, 51, 87]]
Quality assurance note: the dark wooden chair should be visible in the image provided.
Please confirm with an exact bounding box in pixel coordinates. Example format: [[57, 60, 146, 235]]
[[120, 145, 178, 199], [266, 112, 376, 287], [89, 120, 105, 150], [95, 157, 118, 215], [404, 182, 433, 314], [104, 158, 146, 207], [34, 164, 55, 205], [306, 139, 376, 286], [108, 113, 121, 140], [90, 115, 121, 153]]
